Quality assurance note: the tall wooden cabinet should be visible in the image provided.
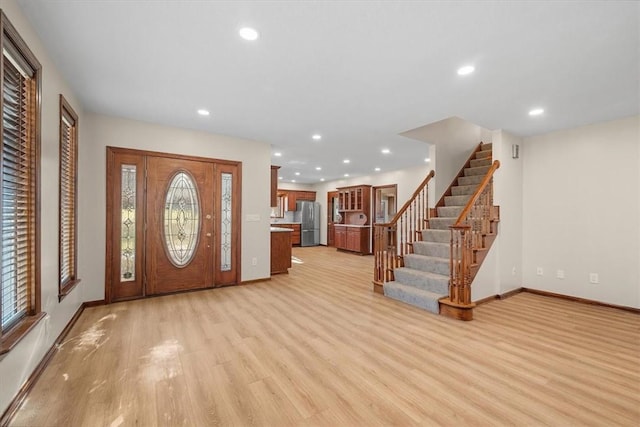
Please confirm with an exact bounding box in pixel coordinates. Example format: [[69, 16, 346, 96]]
[[334, 185, 372, 255]]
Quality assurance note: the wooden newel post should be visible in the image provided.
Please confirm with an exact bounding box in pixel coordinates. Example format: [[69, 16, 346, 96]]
[[440, 224, 476, 321]]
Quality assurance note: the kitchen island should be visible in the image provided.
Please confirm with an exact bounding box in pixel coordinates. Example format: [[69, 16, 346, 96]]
[[270, 227, 293, 274]]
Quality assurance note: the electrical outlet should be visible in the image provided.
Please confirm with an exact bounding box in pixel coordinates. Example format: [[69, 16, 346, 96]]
[[252, 257, 258, 266], [589, 273, 599, 284], [536, 267, 543, 276], [556, 270, 565, 279]]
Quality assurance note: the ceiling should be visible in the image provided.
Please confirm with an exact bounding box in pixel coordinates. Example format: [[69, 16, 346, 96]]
[[16, 1, 639, 184]]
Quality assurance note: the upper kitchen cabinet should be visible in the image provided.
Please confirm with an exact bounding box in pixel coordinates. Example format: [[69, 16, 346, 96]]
[[270, 166, 280, 207], [280, 189, 316, 211], [337, 185, 371, 214]]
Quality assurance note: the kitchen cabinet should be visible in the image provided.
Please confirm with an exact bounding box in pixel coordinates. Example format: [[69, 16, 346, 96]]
[[334, 225, 347, 249], [334, 225, 370, 255], [275, 223, 301, 245], [279, 189, 316, 211], [270, 228, 292, 274], [337, 185, 370, 212], [333, 185, 372, 255]]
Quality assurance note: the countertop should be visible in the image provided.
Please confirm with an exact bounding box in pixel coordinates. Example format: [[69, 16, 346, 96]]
[[270, 227, 294, 232], [270, 221, 301, 225]]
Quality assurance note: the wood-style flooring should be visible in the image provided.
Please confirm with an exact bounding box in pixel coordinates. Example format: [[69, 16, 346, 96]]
[[10, 246, 640, 426]]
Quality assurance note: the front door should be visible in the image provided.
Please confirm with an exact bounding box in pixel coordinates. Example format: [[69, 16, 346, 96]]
[[106, 147, 241, 302], [145, 156, 214, 295]]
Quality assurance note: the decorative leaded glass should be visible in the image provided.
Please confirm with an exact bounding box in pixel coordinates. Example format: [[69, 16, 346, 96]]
[[163, 171, 200, 267], [221, 172, 232, 271], [120, 165, 136, 281]]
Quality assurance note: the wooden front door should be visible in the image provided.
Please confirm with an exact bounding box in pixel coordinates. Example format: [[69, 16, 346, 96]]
[[145, 156, 214, 295], [106, 147, 241, 302]]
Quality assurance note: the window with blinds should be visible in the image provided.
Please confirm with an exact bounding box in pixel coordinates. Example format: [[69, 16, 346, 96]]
[[59, 95, 79, 298], [1, 12, 41, 338]]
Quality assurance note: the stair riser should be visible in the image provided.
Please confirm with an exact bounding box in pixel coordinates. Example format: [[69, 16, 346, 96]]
[[464, 166, 491, 176], [429, 217, 456, 230], [384, 286, 440, 314], [451, 185, 477, 196], [421, 229, 450, 243], [394, 269, 449, 294], [412, 242, 449, 258], [470, 158, 491, 168], [457, 175, 484, 186], [444, 195, 471, 206], [437, 206, 463, 218], [404, 255, 450, 276], [476, 150, 492, 159]]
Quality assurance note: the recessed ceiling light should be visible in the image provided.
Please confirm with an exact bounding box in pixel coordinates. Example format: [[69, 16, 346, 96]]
[[291, 179, 296, 183], [274, 152, 282, 157], [278, 176, 283, 180], [344, 174, 350, 177], [239, 27, 259, 41], [424, 158, 431, 162], [320, 178, 325, 182], [312, 134, 322, 141], [457, 65, 475, 76], [343, 159, 350, 164], [315, 167, 322, 171], [197, 109, 210, 116], [529, 108, 545, 116], [295, 172, 300, 176], [374, 167, 381, 172], [381, 149, 390, 154]]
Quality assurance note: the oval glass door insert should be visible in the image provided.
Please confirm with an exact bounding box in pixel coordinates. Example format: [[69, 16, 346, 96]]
[[163, 171, 201, 267]]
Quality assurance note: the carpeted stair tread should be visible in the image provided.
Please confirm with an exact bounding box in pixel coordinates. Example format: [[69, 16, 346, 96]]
[[384, 281, 444, 314], [464, 165, 491, 176], [404, 253, 450, 275], [393, 267, 449, 294], [481, 143, 492, 151], [413, 241, 449, 258]]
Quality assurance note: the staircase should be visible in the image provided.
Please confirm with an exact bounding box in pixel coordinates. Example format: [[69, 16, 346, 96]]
[[382, 143, 498, 317]]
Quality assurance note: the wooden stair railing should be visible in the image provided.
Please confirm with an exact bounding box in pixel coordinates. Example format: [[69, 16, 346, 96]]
[[440, 160, 500, 321], [373, 170, 435, 294]]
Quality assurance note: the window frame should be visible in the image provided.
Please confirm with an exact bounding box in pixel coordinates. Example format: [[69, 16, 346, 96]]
[[58, 94, 80, 300], [0, 9, 43, 355]]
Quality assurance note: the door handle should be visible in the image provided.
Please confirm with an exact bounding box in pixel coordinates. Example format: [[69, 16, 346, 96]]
[[206, 232, 212, 237]]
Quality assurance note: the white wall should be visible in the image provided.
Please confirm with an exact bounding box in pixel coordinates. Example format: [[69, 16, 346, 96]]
[[80, 113, 272, 302], [522, 116, 640, 308], [0, 0, 85, 415], [470, 130, 524, 301]]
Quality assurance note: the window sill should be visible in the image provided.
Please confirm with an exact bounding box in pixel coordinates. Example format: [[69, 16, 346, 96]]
[[58, 278, 81, 302], [0, 312, 47, 356]]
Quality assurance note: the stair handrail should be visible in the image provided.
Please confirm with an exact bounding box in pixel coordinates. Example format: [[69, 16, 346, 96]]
[[373, 170, 435, 291], [447, 160, 500, 308]]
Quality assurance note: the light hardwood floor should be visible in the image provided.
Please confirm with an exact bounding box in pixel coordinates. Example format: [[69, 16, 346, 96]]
[[10, 246, 640, 426]]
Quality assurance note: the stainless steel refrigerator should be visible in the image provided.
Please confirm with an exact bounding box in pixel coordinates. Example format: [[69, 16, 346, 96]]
[[295, 201, 320, 246]]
